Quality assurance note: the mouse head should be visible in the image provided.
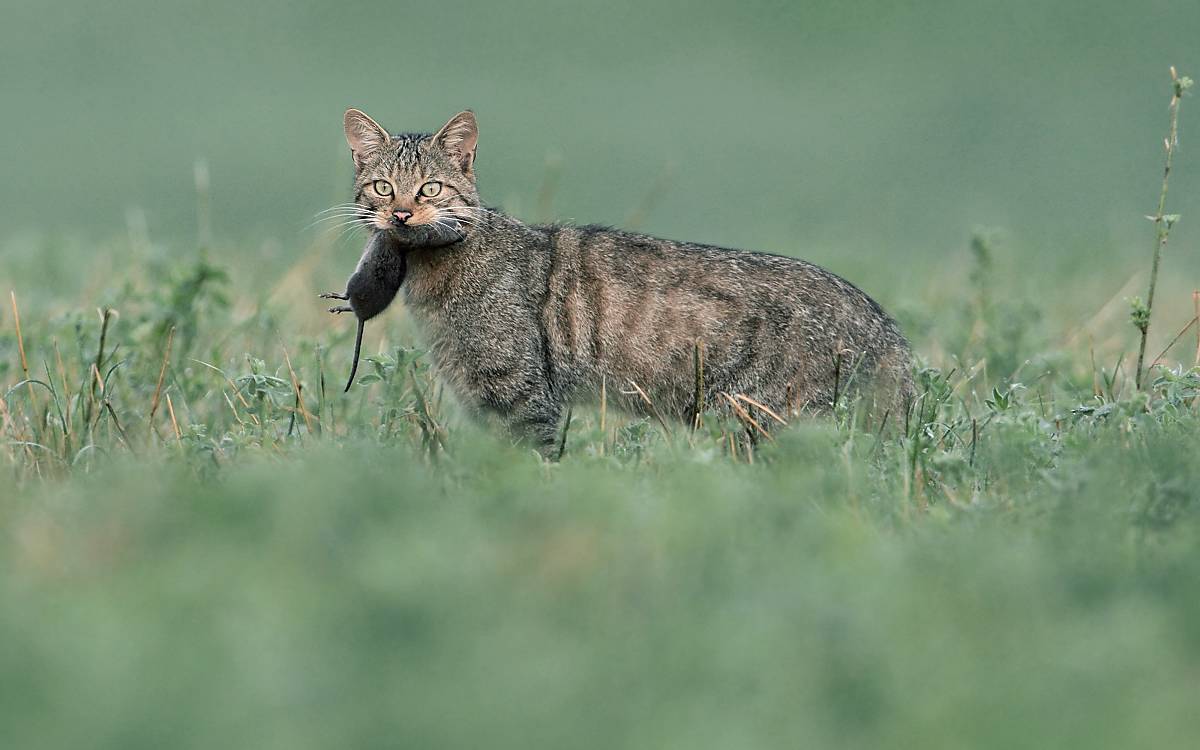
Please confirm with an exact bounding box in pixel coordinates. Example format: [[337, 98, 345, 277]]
[[343, 109, 481, 236]]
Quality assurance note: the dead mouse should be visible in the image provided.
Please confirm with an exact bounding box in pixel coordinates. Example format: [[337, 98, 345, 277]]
[[320, 223, 464, 392], [320, 232, 406, 392]]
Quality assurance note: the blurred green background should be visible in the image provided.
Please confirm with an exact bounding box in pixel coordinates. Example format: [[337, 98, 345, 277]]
[[4, 3, 1200, 749], [4, 0, 1200, 305]]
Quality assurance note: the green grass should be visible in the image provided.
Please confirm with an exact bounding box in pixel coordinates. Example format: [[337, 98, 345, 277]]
[[4, 432, 1199, 749], [2, 219, 1200, 747]]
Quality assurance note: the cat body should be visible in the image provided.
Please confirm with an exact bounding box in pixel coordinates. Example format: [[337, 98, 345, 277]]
[[333, 109, 913, 450]]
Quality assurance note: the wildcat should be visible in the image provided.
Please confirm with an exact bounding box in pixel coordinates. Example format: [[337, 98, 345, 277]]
[[329, 108, 913, 452]]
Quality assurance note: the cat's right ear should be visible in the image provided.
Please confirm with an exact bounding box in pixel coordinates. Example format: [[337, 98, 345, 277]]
[[344, 109, 389, 170]]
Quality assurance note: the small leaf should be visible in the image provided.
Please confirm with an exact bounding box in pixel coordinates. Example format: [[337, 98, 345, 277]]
[[1129, 296, 1150, 332]]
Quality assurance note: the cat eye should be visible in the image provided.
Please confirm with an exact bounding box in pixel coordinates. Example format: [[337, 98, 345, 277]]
[[419, 181, 442, 198], [372, 180, 393, 197]]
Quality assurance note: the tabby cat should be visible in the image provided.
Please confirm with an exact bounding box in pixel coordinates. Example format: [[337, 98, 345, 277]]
[[326, 108, 913, 452]]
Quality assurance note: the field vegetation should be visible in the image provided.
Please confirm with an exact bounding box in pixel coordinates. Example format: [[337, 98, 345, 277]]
[[3, 2, 1200, 746]]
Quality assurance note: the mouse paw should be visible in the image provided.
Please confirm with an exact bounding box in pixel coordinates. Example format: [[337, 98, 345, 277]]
[[319, 291, 349, 300], [327, 305, 353, 314]]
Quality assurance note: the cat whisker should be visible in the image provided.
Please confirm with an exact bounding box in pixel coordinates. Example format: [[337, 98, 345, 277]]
[[430, 217, 462, 233], [437, 217, 479, 233], [309, 215, 371, 229], [305, 211, 374, 232], [440, 205, 489, 217], [314, 203, 368, 216], [327, 217, 371, 229], [335, 223, 368, 242], [312, 218, 373, 237], [310, 204, 373, 220], [309, 217, 372, 230], [437, 207, 487, 229], [312, 208, 374, 219], [431, 217, 472, 239], [436, 211, 479, 225], [308, 207, 371, 217]]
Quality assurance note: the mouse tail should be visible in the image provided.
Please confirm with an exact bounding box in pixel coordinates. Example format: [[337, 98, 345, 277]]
[[344, 320, 365, 393]]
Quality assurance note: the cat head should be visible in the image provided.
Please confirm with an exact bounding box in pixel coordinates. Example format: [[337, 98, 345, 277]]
[[343, 109, 481, 237]]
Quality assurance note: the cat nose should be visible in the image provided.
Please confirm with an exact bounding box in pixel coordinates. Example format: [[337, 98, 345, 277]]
[[392, 210, 412, 225]]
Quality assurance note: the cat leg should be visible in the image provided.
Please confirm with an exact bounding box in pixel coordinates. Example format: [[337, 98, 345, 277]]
[[505, 400, 564, 457], [466, 353, 562, 457], [479, 381, 561, 457]]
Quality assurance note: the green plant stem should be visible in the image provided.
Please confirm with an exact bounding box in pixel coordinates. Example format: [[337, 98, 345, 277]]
[[1136, 68, 1189, 390]]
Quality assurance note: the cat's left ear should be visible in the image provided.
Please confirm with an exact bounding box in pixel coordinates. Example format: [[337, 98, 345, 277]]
[[433, 111, 478, 175]]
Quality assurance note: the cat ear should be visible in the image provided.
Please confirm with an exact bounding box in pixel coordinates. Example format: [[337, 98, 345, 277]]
[[433, 110, 478, 175], [344, 109, 389, 169]]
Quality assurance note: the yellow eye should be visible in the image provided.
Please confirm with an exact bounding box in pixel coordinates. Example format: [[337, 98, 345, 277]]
[[419, 181, 442, 198], [372, 180, 393, 196]]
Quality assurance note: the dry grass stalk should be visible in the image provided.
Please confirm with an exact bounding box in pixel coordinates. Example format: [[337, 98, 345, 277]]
[[148, 326, 175, 429], [90, 308, 114, 409], [53, 340, 72, 438], [90, 364, 105, 397], [599, 374, 607, 434], [556, 407, 572, 461], [832, 346, 844, 410], [0, 398, 19, 464], [190, 358, 259, 428], [598, 374, 607, 457], [10, 291, 38, 410], [732, 393, 788, 426], [104, 401, 133, 452], [719, 392, 773, 442], [1194, 291, 1200, 366], [281, 344, 315, 436], [165, 393, 183, 442], [623, 379, 673, 441], [1150, 315, 1198, 367]]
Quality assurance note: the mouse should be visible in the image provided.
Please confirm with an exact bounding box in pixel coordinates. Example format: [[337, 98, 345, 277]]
[[320, 223, 465, 392], [320, 231, 406, 393]]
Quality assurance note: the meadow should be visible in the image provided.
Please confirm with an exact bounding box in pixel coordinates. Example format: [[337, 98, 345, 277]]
[[4, 1, 1200, 747]]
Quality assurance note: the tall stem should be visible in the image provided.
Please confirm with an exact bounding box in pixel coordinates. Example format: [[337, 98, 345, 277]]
[[1135, 67, 1190, 390]]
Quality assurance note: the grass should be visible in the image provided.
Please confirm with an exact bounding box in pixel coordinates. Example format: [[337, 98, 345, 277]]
[[4, 59, 1200, 748], [4, 228, 1200, 749]]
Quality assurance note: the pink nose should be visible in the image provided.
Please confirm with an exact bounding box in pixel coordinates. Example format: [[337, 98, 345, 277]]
[[392, 210, 412, 225]]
